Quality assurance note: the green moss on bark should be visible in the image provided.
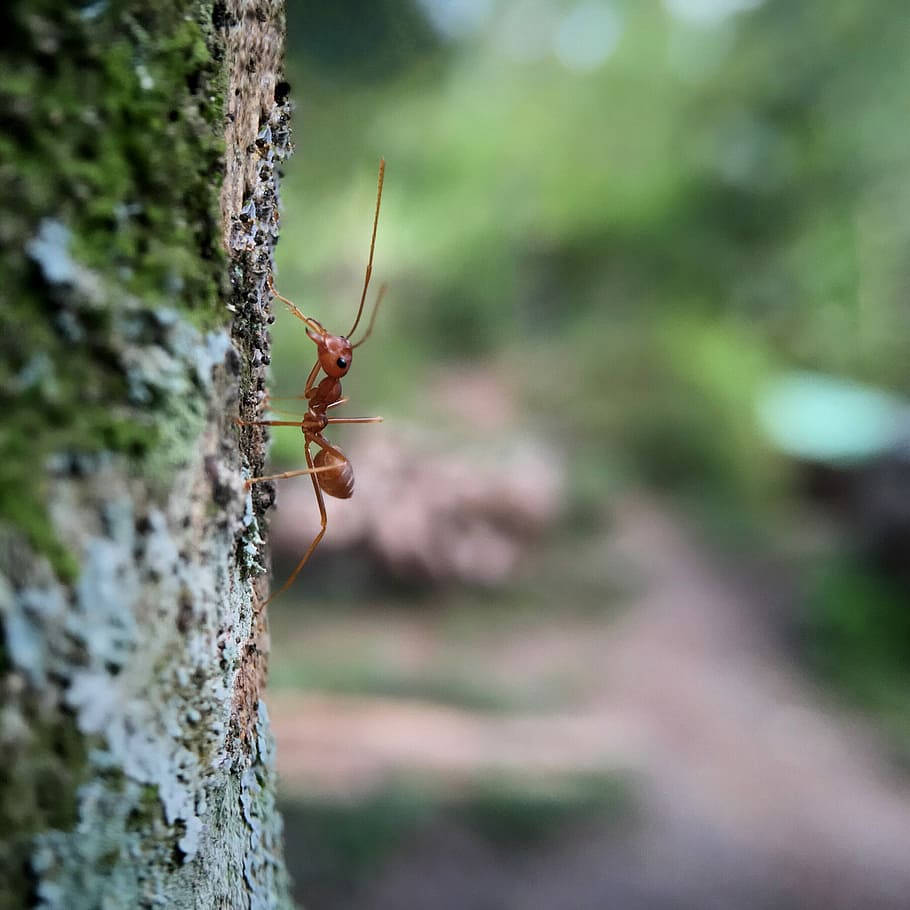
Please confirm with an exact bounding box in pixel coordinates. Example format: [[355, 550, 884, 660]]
[[0, 0, 228, 577]]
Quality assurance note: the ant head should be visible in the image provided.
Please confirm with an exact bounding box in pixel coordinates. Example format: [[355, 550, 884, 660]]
[[308, 327, 353, 378]]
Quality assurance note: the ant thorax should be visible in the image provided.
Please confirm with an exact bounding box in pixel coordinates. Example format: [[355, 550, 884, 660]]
[[306, 375, 342, 412], [301, 409, 328, 435]]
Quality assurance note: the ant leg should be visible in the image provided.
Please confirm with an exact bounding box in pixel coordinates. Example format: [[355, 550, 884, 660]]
[[325, 416, 383, 425], [303, 360, 322, 397], [264, 442, 328, 606], [263, 407, 309, 419], [235, 418, 301, 428], [260, 397, 348, 419], [266, 275, 324, 336], [265, 394, 347, 404], [261, 394, 308, 414], [246, 464, 333, 487], [258, 362, 323, 414]]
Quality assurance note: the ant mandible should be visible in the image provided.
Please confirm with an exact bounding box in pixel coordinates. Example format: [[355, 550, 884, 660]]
[[239, 159, 387, 604]]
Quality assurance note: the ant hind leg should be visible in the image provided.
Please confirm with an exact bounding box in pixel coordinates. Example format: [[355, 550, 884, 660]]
[[263, 443, 328, 606]]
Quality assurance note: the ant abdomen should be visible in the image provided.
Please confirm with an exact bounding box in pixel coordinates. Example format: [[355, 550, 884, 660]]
[[314, 446, 354, 499]]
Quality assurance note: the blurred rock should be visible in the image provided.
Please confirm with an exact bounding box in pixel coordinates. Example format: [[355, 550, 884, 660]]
[[270, 430, 564, 585]]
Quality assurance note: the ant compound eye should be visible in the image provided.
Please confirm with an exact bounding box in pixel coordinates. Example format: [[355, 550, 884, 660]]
[[336, 357, 348, 370]]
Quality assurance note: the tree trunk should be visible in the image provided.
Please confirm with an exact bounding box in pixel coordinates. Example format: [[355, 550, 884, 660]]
[[0, 1, 293, 906]]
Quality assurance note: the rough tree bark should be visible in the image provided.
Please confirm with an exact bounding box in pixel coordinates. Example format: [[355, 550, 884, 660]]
[[0, 1, 293, 906]]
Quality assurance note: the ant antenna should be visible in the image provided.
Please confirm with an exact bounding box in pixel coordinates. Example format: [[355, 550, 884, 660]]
[[348, 158, 385, 338], [352, 284, 387, 349]]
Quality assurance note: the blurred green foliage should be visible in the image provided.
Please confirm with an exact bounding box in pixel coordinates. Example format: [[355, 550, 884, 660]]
[[276, 0, 909, 456], [804, 560, 910, 731], [453, 771, 632, 844], [274, 0, 910, 712], [282, 782, 436, 890]]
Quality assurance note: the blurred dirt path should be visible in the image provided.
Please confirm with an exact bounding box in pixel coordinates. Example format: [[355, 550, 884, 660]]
[[591, 499, 910, 905], [269, 496, 910, 906]]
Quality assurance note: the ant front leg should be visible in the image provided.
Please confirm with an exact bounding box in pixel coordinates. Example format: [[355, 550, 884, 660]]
[[267, 274, 325, 339], [259, 396, 349, 419], [235, 419, 301, 428], [263, 395, 348, 407]]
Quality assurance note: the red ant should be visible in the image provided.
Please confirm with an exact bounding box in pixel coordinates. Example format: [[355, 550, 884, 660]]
[[239, 159, 387, 604]]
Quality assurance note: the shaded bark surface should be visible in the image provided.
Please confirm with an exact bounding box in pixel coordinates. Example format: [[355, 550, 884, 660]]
[[0, 1, 292, 906]]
